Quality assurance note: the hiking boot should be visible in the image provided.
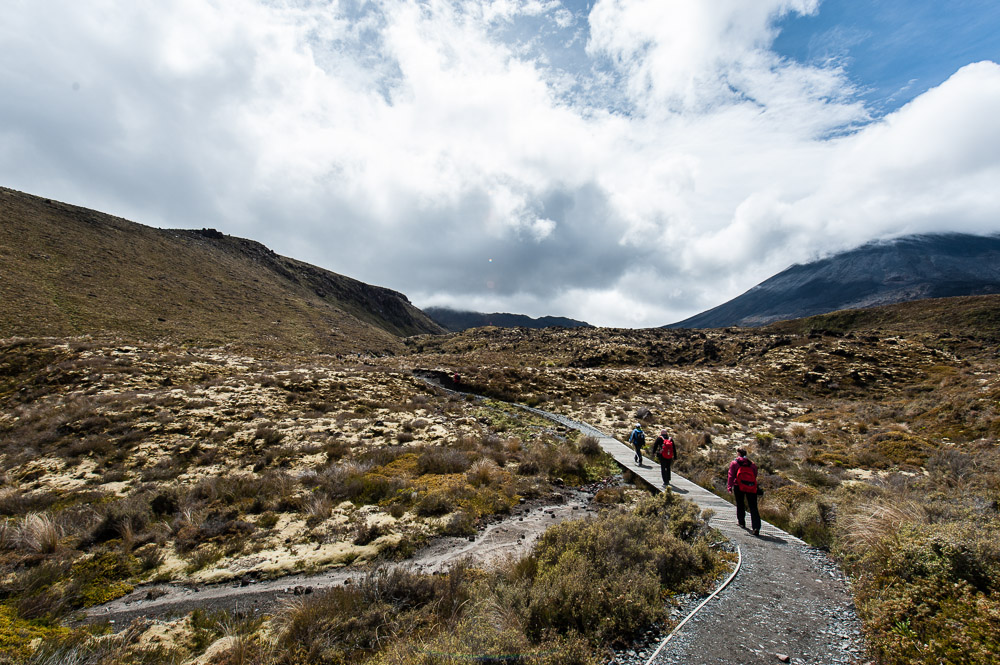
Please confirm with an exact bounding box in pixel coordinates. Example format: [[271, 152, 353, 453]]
[[738, 522, 746, 529], [752, 528, 760, 536]]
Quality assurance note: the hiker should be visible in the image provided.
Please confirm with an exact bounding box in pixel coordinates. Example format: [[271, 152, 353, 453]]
[[628, 423, 646, 466], [727, 447, 761, 535], [652, 430, 676, 486]]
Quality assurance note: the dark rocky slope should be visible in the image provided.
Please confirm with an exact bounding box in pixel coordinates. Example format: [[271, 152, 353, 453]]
[[425, 306, 592, 332], [671, 233, 1000, 328]]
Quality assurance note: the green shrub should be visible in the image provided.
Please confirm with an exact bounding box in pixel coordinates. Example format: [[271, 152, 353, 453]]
[[0, 604, 69, 662], [67, 550, 138, 608], [523, 548, 662, 645], [844, 520, 1000, 665], [869, 431, 936, 467], [415, 491, 454, 517], [272, 568, 436, 665], [512, 492, 720, 645]]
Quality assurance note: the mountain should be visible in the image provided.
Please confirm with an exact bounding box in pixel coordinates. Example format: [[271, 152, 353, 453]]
[[669, 233, 1000, 329], [424, 307, 593, 332], [0, 187, 444, 352]]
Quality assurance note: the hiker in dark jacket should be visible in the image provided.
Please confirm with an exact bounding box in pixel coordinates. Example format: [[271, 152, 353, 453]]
[[652, 430, 676, 487], [628, 423, 645, 466], [727, 447, 761, 535]]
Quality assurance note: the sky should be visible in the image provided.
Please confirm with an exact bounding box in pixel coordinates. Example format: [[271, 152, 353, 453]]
[[2, 0, 999, 328]]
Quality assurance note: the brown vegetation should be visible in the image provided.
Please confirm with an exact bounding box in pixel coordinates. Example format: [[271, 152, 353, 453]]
[[4, 289, 1000, 662]]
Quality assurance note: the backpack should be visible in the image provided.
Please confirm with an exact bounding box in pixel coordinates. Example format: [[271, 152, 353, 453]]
[[632, 429, 645, 447], [660, 438, 675, 460], [735, 462, 757, 493]]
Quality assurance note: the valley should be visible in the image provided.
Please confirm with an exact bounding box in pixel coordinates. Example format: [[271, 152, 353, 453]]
[[3, 188, 1000, 665], [3, 297, 1000, 663]]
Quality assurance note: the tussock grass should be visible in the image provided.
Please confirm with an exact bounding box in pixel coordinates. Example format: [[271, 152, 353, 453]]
[[18, 513, 62, 555], [9, 294, 1000, 663], [130, 491, 722, 665]]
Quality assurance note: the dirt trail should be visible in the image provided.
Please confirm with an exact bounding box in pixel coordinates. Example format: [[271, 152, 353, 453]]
[[86, 491, 593, 626]]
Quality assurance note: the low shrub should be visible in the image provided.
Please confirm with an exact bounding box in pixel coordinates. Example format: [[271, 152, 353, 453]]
[[415, 491, 455, 517], [315, 465, 407, 507], [578, 436, 601, 457], [440, 511, 476, 537], [254, 425, 285, 446], [841, 519, 1000, 665], [88, 495, 153, 546], [66, 549, 139, 608], [508, 491, 721, 646], [353, 521, 384, 546], [593, 487, 628, 504], [417, 447, 471, 475], [272, 567, 436, 664], [0, 604, 70, 662], [868, 431, 936, 467], [754, 431, 774, 449]]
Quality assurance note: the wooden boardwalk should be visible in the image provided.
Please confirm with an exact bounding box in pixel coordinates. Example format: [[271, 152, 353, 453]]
[[521, 406, 805, 544]]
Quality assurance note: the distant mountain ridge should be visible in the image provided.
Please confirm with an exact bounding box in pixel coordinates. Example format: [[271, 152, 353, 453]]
[[0, 187, 444, 352], [670, 233, 1000, 329], [424, 307, 592, 332]]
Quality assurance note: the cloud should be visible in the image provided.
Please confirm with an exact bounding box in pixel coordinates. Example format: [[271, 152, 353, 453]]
[[762, 61, 1000, 251], [1, 1, 998, 328]]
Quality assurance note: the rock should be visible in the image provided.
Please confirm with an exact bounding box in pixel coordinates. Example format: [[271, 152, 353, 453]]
[[776, 654, 790, 663]]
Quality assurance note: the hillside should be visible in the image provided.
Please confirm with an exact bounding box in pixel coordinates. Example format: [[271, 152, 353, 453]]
[[765, 293, 1000, 341], [424, 306, 592, 332], [671, 233, 1000, 328], [0, 188, 444, 352]]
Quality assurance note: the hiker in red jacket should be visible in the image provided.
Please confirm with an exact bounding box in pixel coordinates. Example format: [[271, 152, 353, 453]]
[[652, 430, 676, 487], [727, 447, 761, 536]]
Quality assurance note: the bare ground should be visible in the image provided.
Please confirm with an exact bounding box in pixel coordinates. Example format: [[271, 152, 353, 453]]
[[84, 488, 596, 626]]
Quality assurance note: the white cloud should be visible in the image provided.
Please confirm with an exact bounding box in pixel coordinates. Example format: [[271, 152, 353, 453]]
[[1, 1, 998, 328], [771, 61, 1000, 248]]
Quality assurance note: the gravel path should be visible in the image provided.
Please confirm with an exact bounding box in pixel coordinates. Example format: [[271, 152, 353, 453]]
[[520, 405, 871, 665]]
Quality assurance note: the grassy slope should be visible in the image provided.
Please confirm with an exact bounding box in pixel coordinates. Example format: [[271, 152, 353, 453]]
[[0, 187, 443, 354]]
